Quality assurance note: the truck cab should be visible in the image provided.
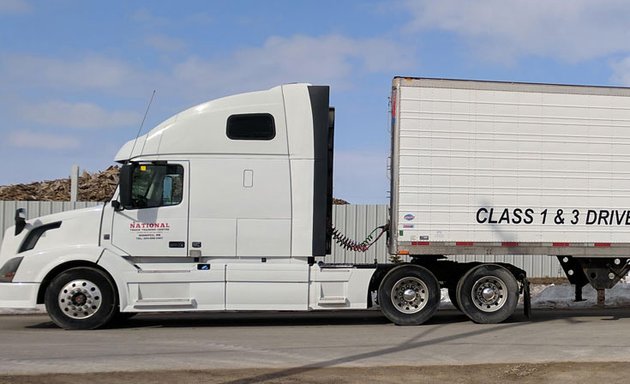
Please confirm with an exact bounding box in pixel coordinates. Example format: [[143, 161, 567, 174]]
[[0, 84, 377, 329]]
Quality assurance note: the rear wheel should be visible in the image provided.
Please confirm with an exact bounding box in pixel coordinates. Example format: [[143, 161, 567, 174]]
[[456, 264, 518, 324], [378, 265, 440, 325], [45, 267, 117, 330], [448, 287, 461, 311]]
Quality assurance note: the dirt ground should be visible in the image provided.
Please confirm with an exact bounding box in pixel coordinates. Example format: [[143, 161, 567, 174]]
[[1, 362, 629, 384]]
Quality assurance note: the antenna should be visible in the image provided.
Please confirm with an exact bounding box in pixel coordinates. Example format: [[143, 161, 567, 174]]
[[129, 90, 156, 159]]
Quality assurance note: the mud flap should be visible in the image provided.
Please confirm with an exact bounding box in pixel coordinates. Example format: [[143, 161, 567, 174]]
[[523, 278, 531, 319]]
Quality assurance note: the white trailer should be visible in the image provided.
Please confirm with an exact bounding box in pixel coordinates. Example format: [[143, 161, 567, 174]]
[[390, 77, 630, 319], [1, 78, 630, 329]]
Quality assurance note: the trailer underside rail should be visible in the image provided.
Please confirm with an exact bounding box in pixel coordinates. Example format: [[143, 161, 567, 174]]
[[400, 242, 630, 258]]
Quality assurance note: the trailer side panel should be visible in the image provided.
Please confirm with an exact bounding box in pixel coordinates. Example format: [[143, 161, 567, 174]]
[[391, 77, 630, 256]]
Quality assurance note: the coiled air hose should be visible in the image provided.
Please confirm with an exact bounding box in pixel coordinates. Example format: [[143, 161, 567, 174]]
[[331, 224, 388, 252]]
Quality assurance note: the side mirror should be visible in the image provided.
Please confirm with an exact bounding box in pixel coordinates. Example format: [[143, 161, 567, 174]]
[[111, 200, 123, 212], [119, 164, 134, 209], [15, 208, 26, 236]]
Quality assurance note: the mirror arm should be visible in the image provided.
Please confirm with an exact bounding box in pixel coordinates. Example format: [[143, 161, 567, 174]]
[[118, 163, 134, 209], [111, 200, 123, 212], [14, 208, 27, 236]]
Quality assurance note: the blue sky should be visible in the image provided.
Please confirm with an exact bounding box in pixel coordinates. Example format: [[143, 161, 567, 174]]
[[2, 0, 630, 203]]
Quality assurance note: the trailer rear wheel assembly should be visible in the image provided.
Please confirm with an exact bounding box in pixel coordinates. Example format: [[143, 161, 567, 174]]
[[456, 264, 518, 324], [45, 267, 117, 330], [378, 265, 440, 325], [447, 287, 461, 311]]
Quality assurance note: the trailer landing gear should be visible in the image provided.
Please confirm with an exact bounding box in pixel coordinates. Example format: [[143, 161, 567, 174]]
[[557, 256, 630, 305]]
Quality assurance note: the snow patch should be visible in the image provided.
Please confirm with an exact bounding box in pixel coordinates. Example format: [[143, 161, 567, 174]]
[[441, 284, 630, 310], [0, 305, 46, 315], [532, 283, 630, 309]]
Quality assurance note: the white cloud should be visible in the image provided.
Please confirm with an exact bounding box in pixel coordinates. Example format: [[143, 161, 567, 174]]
[[131, 8, 212, 27], [145, 34, 187, 52], [130, 8, 170, 27], [1, 54, 141, 90], [334, 150, 389, 204], [187, 12, 213, 25], [22, 101, 141, 129], [0, 33, 410, 102], [0, 0, 30, 14], [9, 130, 80, 150], [172, 34, 415, 93], [611, 57, 630, 86], [403, 0, 630, 62]]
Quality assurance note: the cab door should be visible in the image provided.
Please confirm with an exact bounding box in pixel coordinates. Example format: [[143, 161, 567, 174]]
[[111, 161, 189, 257]]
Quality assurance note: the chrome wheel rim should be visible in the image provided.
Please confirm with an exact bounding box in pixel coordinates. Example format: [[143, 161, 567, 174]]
[[471, 276, 507, 313], [58, 279, 102, 319], [391, 277, 428, 314]]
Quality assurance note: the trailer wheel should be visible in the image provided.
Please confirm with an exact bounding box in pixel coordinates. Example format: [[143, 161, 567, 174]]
[[447, 287, 461, 311], [44, 267, 117, 330], [456, 264, 518, 324], [378, 265, 440, 325]]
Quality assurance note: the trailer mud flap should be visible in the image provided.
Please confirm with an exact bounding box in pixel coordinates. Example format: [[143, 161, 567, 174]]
[[522, 278, 531, 319]]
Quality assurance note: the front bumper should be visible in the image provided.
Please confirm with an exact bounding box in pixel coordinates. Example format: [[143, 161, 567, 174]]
[[0, 283, 39, 308]]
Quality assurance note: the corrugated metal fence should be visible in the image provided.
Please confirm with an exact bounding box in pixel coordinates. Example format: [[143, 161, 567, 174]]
[[330, 205, 563, 278], [0, 201, 562, 277], [0, 201, 102, 245]]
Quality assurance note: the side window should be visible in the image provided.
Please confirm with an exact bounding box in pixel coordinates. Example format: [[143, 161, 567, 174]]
[[130, 164, 184, 209], [227, 113, 275, 140]]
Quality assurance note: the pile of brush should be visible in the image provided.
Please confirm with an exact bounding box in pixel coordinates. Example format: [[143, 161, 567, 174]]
[[0, 166, 350, 204], [0, 166, 119, 201]]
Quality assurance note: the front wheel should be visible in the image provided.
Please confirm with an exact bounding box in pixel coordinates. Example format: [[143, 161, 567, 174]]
[[456, 264, 519, 324], [44, 267, 117, 330], [378, 265, 440, 325]]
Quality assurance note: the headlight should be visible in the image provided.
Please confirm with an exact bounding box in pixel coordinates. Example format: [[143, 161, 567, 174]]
[[0, 257, 23, 282]]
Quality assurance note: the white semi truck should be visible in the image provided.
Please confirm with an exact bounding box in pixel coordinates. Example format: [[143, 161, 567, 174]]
[[2, 77, 630, 329]]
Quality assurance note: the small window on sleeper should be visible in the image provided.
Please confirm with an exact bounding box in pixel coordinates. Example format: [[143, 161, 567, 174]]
[[227, 113, 275, 140]]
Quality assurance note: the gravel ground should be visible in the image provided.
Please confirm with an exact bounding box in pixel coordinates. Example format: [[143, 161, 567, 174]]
[[1, 362, 629, 384]]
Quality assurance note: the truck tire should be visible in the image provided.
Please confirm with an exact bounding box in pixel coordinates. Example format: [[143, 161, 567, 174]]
[[44, 267, 117, 330], [447, 287, 461, 311], [456, 264, 518, 324], [378, 265, 440, 325]]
